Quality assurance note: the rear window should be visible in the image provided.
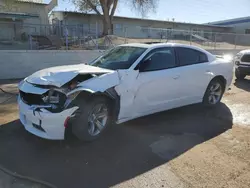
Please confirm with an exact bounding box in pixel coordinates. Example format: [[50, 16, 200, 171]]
[[241, 54, 250, 62], [176, 47, 208, 66]]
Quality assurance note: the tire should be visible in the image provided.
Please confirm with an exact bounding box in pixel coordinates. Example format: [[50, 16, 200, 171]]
[[235, 69, 246, 80], [72, 96, 112, 142], [203, 79, 225, 106]]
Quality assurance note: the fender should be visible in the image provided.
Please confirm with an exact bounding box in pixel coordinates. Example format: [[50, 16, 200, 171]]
[[67, 71, 120, 95], [66, 70, 140, 123]]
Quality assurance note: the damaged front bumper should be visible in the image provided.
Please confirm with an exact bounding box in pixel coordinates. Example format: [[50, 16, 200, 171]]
[[18, 81, 79, 140], [18, 95, 78, 140]]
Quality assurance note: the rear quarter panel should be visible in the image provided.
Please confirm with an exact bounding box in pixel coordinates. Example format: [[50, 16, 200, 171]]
[[209, 58, 234, 89]]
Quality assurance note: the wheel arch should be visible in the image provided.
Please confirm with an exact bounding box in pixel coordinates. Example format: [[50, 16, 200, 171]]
[[202, 75, 227, 100], [210, 75, 227, 91], [70, 87, 120, 123]]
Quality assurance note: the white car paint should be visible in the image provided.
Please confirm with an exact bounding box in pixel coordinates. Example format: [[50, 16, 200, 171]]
[[26, 64, 113, 87], [19, 97, 78, 140], [18, 43, 233, 140]]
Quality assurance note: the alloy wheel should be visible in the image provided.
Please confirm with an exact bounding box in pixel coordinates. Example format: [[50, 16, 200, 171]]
[[208, 82, 222, 105], [87, 103, 108, 136]]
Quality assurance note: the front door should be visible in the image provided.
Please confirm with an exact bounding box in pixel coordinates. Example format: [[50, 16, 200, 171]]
[[132, 47, 181, 116]]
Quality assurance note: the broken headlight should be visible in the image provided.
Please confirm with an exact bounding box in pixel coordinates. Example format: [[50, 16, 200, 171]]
[[42, 89, 67, 105]]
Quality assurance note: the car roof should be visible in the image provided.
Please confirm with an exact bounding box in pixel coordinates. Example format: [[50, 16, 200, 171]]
[[121, 42, 203, 50], [121, 42, 213, 54], [120, 42, 216, 62], [239, 49, 250, 54]]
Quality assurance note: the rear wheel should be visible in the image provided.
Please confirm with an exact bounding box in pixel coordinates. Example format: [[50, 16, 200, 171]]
[[235, 69, 246, 80], [72, 96, 111, 142], [203, 79, 224, 106]]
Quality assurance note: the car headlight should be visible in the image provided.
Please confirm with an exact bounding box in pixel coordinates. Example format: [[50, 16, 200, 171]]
[[235, 53, 243, 60], [42, 89, 64, 104]]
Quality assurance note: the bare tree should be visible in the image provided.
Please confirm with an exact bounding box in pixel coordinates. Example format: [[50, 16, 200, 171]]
[[71, 0, 158, 35]]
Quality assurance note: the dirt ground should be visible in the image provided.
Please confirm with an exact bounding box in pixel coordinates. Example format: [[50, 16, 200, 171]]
[[0, 77, 250, 188]]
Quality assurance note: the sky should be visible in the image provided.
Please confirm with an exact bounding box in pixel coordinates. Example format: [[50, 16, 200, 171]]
[[44, 0, 250, 23]]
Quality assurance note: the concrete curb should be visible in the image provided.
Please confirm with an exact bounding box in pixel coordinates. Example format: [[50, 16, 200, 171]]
[[0, 165, 57, 188]]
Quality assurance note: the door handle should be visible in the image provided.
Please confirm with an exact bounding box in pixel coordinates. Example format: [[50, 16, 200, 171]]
[[173, 75, 180, 79]]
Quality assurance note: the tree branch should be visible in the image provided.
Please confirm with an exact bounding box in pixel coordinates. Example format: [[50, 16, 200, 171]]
[[107, 0, 113, 12], [110, 0, 118, 16], [86, 0, 102, 15]]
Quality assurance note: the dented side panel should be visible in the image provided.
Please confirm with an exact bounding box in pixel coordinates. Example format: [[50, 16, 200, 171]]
[[114, 70, 139, 121], [68, 70, 140, 122]]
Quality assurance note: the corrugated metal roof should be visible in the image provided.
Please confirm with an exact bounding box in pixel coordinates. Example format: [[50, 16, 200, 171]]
[[207, 16, 250, 26]]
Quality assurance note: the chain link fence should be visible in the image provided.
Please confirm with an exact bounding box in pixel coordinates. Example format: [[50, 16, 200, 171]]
[[1, 22, 250, 51]]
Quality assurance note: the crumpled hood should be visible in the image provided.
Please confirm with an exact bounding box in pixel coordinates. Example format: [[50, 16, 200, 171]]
[[26, 64, 113, 87]]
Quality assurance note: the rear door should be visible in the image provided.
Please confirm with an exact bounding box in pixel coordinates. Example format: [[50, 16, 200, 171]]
[[174, 47, 211, 104]]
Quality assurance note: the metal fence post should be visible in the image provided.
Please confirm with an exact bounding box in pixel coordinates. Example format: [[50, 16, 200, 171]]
[[96, 21, 98, 49], [214, 33, 217, 50], [189, 29, 192, 45], [29, 34, 32, 50], [124, 27, 127, 44], [160, 29, 162, 42], [234, 34, 237, 49], [65, 27, 68, 50]]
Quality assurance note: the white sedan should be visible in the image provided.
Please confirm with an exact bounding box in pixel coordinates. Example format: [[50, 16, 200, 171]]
[[18, 43, 233, 141]]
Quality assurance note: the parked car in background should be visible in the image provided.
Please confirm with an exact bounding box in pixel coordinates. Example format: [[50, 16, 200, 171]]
[[18, 43, 234, 141], [234, 50, 250, 80]]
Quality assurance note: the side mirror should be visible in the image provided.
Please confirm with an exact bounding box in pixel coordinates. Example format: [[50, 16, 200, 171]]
[[138, 58, 151, 72]]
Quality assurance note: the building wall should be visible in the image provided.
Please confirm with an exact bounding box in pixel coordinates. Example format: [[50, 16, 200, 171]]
[[51, 12, 231, 39], [209, 17, 250, 34], [208, 18, 250, 45], [0, 49, 241, 79], [230, 22, 250, 34], [0, 50, 103, 79], [0, 0, 49, 40], [0, 0, 49, 25]]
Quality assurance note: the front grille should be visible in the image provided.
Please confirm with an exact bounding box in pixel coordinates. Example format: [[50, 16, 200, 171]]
[[19, 90, 45, 105], [241, 54, 250, 62]]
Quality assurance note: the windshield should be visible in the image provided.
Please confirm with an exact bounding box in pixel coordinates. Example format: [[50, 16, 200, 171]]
[[91, 46, 146, 70]]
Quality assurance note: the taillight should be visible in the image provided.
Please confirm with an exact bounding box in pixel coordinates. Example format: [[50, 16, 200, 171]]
[[64, 117, 70, 128]]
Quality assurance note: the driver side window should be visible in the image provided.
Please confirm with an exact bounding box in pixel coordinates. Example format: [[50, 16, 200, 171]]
[[137, 47, 176, 72]]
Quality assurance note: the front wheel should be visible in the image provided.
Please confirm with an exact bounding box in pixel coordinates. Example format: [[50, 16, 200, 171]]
[[203, 79, 224, 106], [72, 96, 111, 142]]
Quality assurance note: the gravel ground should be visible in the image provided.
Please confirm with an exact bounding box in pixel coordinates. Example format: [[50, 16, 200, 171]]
[[0, 77, 250, 188]]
